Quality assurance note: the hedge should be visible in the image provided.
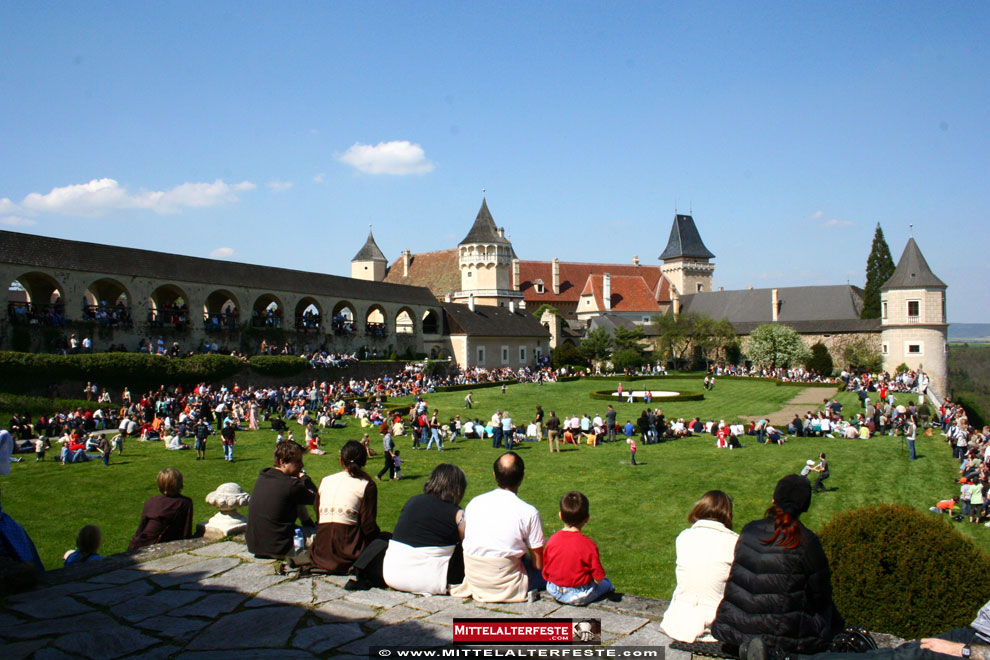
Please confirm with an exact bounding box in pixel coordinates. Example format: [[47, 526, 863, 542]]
[[247, 355, 310, 377], [0, 393, 103, 417], [589, 389, 704, 403], [820, 504, 990, 639]]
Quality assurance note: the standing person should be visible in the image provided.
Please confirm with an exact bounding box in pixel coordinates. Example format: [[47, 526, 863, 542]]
[[627, 437, 638, 465], [427, 410, 444, 451], [534, 405, 544, 442], [546, 411, 561, 453], [464, 392, 473, 409], [221, 420, 236, 462], [501, 411, 514, 450], [96, 434, 111, 467], [194, 419, 211, 461], [660, 491, 738, 643], [501, 383, 507, 395], [711, 474, 843, 657], [248, 400, 259, 431], [246, 442, 318, 560], [605, 405, 617, 443], [452, 452, 545, 602], [905, 416, 918, 460], [811, 453, 830, 493], [377, 431, 396, 481], [491, 410, 503, 449]]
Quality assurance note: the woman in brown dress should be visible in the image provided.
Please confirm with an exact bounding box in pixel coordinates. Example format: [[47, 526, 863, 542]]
[[310, 441, 382, 581]]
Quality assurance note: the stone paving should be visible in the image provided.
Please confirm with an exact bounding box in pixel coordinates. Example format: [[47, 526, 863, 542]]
[[1, 538, 692, 660]]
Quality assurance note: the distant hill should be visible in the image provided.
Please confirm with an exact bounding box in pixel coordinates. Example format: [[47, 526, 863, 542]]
[[949, 323, 990, 343]]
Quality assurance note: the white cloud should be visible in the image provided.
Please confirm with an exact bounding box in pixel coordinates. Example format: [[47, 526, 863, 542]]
[[338, 140, 435, 175], [312, 172, 325, 183], [15, 178, 255, 217], [1, 215, 36, 227], [209, 247, 235, 259], [804, 209, 852, 229], [823, 218, 854, 228], [805, 210, 825, 221], [267, 180, 293, 193], [0, 198, 19, 214]]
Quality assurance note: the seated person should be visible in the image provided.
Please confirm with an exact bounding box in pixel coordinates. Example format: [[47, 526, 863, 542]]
[[451, 452, 545, 602], [623, 420, 636, 437], [64, 525, 103, 565], [129, 468, 194, 550], [0, 497, 44, 593], [246, 441, 318, 559], [384, 464, 467, 595], [542, 491, 613, 605]]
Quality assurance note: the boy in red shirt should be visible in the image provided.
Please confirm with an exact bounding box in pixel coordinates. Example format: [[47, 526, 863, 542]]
[[542, 491, 614, 605]]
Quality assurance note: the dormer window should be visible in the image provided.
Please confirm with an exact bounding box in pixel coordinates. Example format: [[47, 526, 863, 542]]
[[535, 279, 545, 294]]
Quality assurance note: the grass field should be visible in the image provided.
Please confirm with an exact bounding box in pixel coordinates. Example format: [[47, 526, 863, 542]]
[[1, 376, 975, 600]]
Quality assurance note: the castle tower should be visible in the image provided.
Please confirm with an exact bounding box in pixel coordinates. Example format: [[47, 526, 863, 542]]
[[880, 238, 948, 397], [350, 226, 388, 281], [659, 214, 715, 297], [453, 198, 523, 307]]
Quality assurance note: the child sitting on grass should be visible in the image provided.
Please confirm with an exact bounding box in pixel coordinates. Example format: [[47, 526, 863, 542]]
[[64, 525, 103, 565], [542, 491, 614, 605]]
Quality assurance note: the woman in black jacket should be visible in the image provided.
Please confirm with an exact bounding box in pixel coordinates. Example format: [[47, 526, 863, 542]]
[[711, 474, 843, 658]]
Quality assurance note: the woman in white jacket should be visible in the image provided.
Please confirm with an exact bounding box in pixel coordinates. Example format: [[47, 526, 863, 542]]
[[660, 490, 739, 643]]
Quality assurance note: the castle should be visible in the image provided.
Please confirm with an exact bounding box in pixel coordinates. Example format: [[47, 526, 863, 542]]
[[353, 198, 948, 395]]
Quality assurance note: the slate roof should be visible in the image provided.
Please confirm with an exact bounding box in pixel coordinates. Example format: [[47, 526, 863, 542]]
[[458, 198, 512, 246], [678, 285, 879, 334], [383, 249, 461, 297], [351, 228, 388, 262], [658, 214, 715, 260], [578, 274, 665, 313], [518, 261, 671, 304], [586, 314, 638, 334], [442, 302, 550, 338], [0, 229, 437, 305], [881, 238, 946, 290]]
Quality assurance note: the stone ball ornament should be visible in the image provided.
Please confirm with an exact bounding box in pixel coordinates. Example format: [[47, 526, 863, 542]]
[[203, 482, 251, 538]]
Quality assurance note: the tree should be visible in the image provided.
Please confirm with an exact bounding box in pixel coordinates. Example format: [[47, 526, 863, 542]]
[[613, 325, 646, 354], [805, 342, 834, 376], [552, 342, 586, 370], [861, 223, 896, 319], [532, 303, 560, 319], [652, 312, 695, 369], [843, 337, 883, 372], [746, 323, 812, 369], [579, 327, 613, 363], [612, 347, 647, 371]]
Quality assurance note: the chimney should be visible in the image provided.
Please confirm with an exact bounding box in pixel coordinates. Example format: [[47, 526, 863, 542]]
[[497, 227, 504, 238], [603, 273, 611, 311], [509, 301, 516, 314], [771, 288, 780, 322], [718, 286, 724, 292], [444, 292, 452, 303], [747, 285, 754, 290], [518, 300, 526, 310], [552, 258, 560, 295], [468, 294, 475, 312], [632, 255, 640, 267], [401, 249, 411, 277], [512, 258, 520, 291]]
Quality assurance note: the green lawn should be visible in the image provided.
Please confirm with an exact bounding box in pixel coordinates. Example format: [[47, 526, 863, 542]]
[[1, 376, 972, 600]]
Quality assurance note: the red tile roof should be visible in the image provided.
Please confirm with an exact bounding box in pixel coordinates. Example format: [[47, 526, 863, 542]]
[[383, 249, 460, 297], [517, 261, 671, 305], [578, 274, 665, 313]]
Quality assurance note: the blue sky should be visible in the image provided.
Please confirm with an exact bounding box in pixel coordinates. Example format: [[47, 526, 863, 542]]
[[2, 2, 987, 321]]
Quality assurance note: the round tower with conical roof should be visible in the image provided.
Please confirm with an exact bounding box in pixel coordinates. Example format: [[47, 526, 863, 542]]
[[880, 237, 948, 397], [659, 214, 715, 309], [454, 198, 523, 307], [351, 226, 388, 281]]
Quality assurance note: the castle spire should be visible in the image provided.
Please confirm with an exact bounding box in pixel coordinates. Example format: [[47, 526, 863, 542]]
[[351, 225, 387, 263], [881, 238, 945, 290]]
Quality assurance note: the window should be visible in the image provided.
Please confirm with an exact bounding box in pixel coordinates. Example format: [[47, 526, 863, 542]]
[[882, 343, 889, 355], [643, 317, 651, 324], [535, 279, 545, 294], [501, 346, 510, 364], [477, 346, 485, 364], [467, 271, 472, 277], [697, 283, 703, 292], [535, 346, 542, 359], [882, 301, 888, 319], [907, 300, 920, 318], [519, 346, 526, 362], [906, 343, 923, 355]]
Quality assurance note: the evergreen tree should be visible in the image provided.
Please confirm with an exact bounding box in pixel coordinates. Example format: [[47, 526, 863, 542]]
[[861, 223, 896, 319]]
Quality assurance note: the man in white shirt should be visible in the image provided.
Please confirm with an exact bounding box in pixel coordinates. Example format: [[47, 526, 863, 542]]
[[458, 452, 546, 601]]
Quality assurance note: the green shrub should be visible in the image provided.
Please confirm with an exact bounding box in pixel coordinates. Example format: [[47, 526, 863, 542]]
[[805, 342, 834, 376], [11, 327, 31, 352], [820, 504, 990, 639], [247, 355, 309, 377], [552, 343, 587, 370]]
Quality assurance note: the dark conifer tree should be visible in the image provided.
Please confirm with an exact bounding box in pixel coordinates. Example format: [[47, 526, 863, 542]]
[[861, 223, 896, 319]]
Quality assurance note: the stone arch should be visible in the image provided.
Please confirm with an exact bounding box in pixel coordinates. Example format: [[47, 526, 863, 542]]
[[8, 271, 66, 326], [395, 307, 415, 334], [422, 309, 440, 335], [83, 278, 132, 328], [331, 301, 356, 335], [295, 297, 322, 332], [252, 294, 283, 328], [203, 289, 240, 331], [365, 304, 387, 339], [148, 283, 189, 329]]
